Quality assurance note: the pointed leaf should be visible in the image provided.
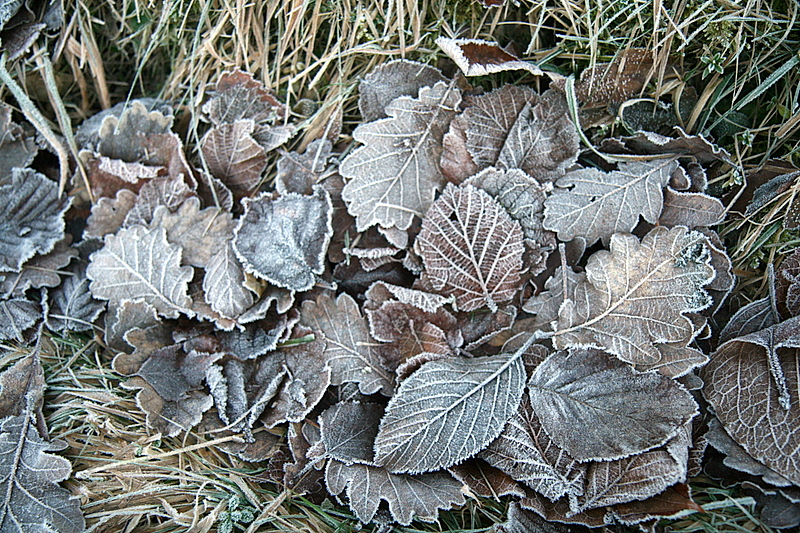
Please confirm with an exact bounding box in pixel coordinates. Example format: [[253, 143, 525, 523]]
[[87, 225, 194, 319], [416, 183, 525, 312], [436, 37, 543, 77], [528, 348, 698, 462], [320, 401, 384, 465], [341, 81, 461, 232], [325, 460, 465, 525], [202, 242, 253, 319], [659, 187, 725, 228], [544, 159, 678, 245], [46, 258, 105, 332], [374, 349, 526, 474], [201, 119, 267, 195]]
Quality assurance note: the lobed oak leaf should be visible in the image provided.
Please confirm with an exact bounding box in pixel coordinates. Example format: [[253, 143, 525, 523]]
[[702, 315, 800, 484], [416, 183, 525, 312], [436, 37, 543, 77], [358, 59, 447, 122], [480, 394, 585, 501], [85, 189, 138, 238], [325, 460, 465, 525], [97, 100, 173, 162], [340, 81, 461, 232], [374, 347, 526, 474], [233, 187, 333, 292], [530, 226, 715, 364], [87, 225, 194, 319], [543, 159, 678, 245], [0, 238, 78, 298], [202, 69, 286, 126], [201, 119, 267, 196], [202, 242, 254, 319], [300, 293, 394, 396], [527, 348, 698, 462], [0, 169, 71, 273], [105, 299, 160, 354]]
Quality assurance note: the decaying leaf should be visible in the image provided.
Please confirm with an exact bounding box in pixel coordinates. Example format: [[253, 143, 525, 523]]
[[0, 104, 37, 181], [374, 348, 526, 474], [123, 175, 194, 228], [358, 59, 447, 122], [325, 460, 465, 525], [416, 183, 525, 312], [576, 49, 654, 109], [436, 37, 543, 77], [777, 247, 800, 318], [234, 188, 333, 292], [319, 401, 384, 465], [85, 189, 138, 238], [276, 139, 335, 195], [659, 187, 725, 228], [340, 81, 461, 232], [97, 100, 174, 162], [702, 316, 800, 484], [527, 348, 697, 462], [543, 159, 678, 245], [480, 394, 585, 501], [448, 459, 525, 499], [46, 256, 105, 333], [0, 169, 71, 272], [87, 225, 194, 319], [528, 226, 714, 364], [201, 119, 267, 196], [300, 293, 394, 395]]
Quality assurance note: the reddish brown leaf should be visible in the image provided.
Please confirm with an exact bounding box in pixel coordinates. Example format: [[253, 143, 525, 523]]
[[201, 120, 268, 196], [436, 37, 543, 77]]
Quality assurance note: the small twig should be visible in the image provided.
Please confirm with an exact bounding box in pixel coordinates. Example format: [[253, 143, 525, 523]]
[[0, 52, 71, 196]]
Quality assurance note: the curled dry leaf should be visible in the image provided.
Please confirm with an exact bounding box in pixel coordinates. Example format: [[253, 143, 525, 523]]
[[325, 460, 465, 525], [300, 293, 394, 396], [97, 100, 174, 162], [0, 169, 71, 272], [543, 159, 678, 245], [528, 226, 714, 364], [702, 315, 800, 484], [527, 348, 697, 462], [436, 37, 543, 77], [276, 138, 334, 195], [234, 188, 332, 292], [340, 81, 461, 232], [358, 59, 447, 122], [374, 348, 526, 474], [123, 175, 195, 228], [416, 183, 525, 312], [87, 225, 194, 319]]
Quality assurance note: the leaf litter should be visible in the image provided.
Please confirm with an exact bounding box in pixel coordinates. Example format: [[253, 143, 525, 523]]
[[1, 51, 797, 532]]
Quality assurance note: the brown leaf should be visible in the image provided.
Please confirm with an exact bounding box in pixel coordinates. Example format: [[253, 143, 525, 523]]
[[340, 81, 461, 232], [202, 242, 254, 319], [528, 348, 698, 462], [440, 113, 480, 184], [201, 120, 267, 196], [319, 401, 384, 465], [85, 189, 138, 238], [659, 187, 725, 228], [416, 183, 525, 312], [480, 394, 586, 501], [96, 156, 162, 183], [498, 502, 594, 533], [325, 460, 465, 525], [606, 128, 734, 167], [0, 298, 40, 342], [300, 293, 393, 395], [97, 100, 174, 162], [202, 69, 287, 126], [358, 59, 448, 122], [276, 138, 335, 195], [0, 237, 77, 298], [123, 175, 195, 228], [702, 316, 800, 484], [777, 247, 800, 317], [448, 459, 525, 499], [0, 354, 44, 419], [576, 49, 654, 109], [612, 483, 702, 525], [436, 37, 543, 77], [520, 490, 608, 527], [633, 342, 709, 379]]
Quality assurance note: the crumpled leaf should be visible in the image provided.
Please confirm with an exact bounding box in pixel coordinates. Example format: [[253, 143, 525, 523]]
[[300, 293, 394, 396], [87, 225, 194, 319], [416, 183, 525, 312], [480, 394, 585, 501], [201, 119, 267, 196], [150, 196, 235, 268], [604, 128, 734, 167], [202, 69, 286, 125], [436, 37, 543, 77], [0, 169, 71, 272], [374, 348, 526, 474], [276, 138, 335, 195], [543, 159, 678, 245], [325, 460, 465, 525], [234, 188, 332, 292], [527, 348, 698, 462], [202, 242, 253, 319], [0, 238, 78, 298], [702, 315, 800, 484], [0, 298, 39, 341], [319, 401, 384, 465], [358, 59, 447, 122], [448, 459, 525, 500], [341, 81, 461, 232], [528, 226, 714, 364]]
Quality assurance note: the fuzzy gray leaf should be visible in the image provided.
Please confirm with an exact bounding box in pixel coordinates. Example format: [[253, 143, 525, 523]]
[[234, 188, 333, 292], [528, 348, 698, 462], [0, 299, 39, 341], [544, 159, 678, 245], [87, 225, 194, 319], [358, 59, 448, 122], [46, 259, 105, 332], [320, 401, 384, 465], [374, 349, 526, 474], [341, 81, 461, 232], [0, 169, 71, 272], [203, 242, 253, 319], [325, 460, 464, 525]]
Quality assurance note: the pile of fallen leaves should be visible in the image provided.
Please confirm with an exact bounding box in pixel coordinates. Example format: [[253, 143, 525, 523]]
[[1, 41, 799, 532]]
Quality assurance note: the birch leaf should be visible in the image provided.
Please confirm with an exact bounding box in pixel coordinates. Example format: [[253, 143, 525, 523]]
[[87, 225, 194, 319], [325, 460, 465, 525], [341, 81, 461, 232], [374, 349, 526, 474], [416, 183, 525, 312], [543, 159, 678, 245]]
